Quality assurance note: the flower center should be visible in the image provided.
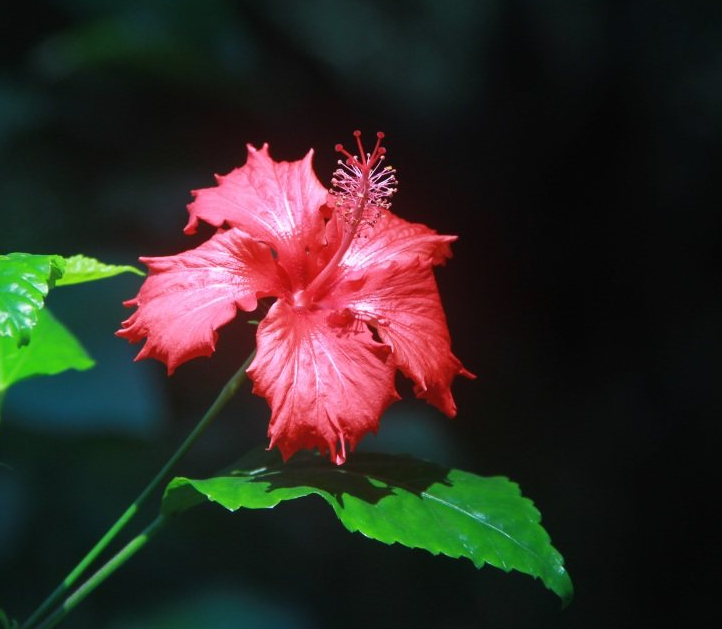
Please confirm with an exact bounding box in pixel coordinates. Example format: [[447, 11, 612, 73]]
[[301, 131, 397, 303]]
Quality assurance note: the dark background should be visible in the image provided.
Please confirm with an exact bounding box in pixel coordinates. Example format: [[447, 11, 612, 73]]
[[1, 1, 718, 628]]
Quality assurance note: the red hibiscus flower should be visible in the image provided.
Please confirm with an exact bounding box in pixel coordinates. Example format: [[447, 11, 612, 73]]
[[118, 132, 474, 464]]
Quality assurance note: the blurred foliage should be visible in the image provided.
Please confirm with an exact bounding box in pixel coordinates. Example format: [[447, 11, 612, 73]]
[[107, 586, 311, 629], [1, 0, 719, 628]]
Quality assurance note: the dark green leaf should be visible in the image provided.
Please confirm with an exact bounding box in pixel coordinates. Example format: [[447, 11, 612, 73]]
[[0, 308, 94, 401], [0, 253, 65, 346], [54, 254, 143, 286], [163, 449, 573, 605], [0, 605, 18, 629]]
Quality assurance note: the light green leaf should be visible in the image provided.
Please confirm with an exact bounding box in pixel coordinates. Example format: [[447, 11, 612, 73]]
[[0, 308, 94, 399], [163, 449, 573, 605], [54, 254, 143, 286], [0, 253, 65, 346]]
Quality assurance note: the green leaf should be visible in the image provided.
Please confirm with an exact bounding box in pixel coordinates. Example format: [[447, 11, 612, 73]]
[[0, 252, 140, 419], [163, 449, 573, 605], [54, 254, 143, 287], [0, 308, 94, 398], [0, 253, 65, 347]]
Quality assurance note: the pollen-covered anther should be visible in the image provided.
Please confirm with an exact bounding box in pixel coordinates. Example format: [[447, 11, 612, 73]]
[[330, 130, 398, 235]]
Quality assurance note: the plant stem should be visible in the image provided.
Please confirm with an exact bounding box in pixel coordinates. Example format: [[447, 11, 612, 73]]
[[20, 350, 256, 629], [33, 515, 167, 629]]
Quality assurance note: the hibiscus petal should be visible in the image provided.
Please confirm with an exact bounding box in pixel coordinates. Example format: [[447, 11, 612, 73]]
[[339, 210, 457, 273], [117, 228, 283, 373], [186, 144, 329, 285], [338, 259, 474, 417], [248, 300, 399, 464]]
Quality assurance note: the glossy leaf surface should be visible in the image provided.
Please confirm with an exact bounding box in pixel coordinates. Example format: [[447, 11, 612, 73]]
[[54, 254, 144, 286], [163, 449, 573, 605], [0, 308, 94, 397], [0, 253, 65, 347]]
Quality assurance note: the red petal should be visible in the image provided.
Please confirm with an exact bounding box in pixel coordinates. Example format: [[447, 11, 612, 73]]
[[117, 229, 283, 373], [248, 300, 400, 464], [339, 211, 457, 273], [338, 259, 474, 417], [186, 144, 328, 286]]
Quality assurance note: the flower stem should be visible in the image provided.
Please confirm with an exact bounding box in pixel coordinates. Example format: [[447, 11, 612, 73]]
[[20, 349, 256, 629], [33, 515, 167, 629]]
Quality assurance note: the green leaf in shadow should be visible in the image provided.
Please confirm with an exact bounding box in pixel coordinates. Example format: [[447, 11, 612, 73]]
[[1, 603, 18, 629]]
